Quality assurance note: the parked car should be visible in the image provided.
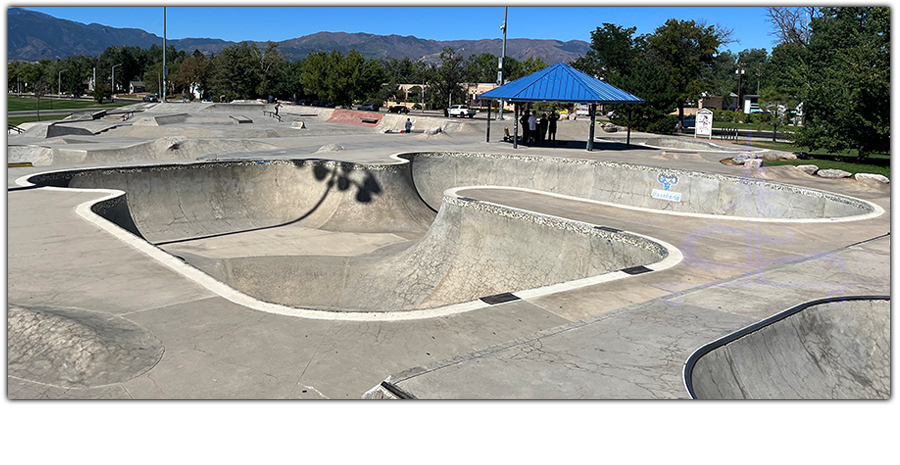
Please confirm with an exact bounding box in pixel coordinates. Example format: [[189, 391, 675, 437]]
[[295, 99, 309, 106], [310, 100, 335, 108], [201, 98, 212, 103], [357, 103, 380, 111], [143, 95, 159, 102], [448, 104, 476, 118], [388, 105, 410, 114]]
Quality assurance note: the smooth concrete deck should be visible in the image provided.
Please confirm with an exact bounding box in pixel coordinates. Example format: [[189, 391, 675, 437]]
[[6, 102, 891, 399]]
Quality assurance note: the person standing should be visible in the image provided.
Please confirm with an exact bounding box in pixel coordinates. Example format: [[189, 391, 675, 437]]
[[528, 111, 538, 144], [548, 111, 559, 142], [539, 113, 548, 143], [405, 118, 412, 134], [520, 112, 530, 144]]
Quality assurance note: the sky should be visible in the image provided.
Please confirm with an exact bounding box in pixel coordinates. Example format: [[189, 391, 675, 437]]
[[18, 3, 783, 55]]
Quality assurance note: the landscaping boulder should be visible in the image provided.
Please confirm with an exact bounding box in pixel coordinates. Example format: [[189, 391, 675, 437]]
[[797, 164, 819, 175], [732, 152, 757, 164], [779, 153, 798, 160], [854, 173, 890, 184], [762, 152, 780, 161], [743, 159, 764, 169], [817, 169, 852, 179]]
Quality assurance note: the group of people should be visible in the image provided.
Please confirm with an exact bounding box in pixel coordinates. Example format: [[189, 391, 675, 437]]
[[520, 110, 559, 144]]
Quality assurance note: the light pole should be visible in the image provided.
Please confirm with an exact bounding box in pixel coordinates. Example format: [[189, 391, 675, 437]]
[[735, 65, 745, 113], [112, 63, 122, 101], [498, 7, 508, 120], [162, 6, 167, 102], [58, 69, 66, 98]]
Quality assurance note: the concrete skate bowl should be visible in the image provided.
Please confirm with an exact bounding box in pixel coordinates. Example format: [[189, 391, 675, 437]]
[[24, 158, 674, 315], [601, 136, 764, 153], [685, 296, 890, 399], [403, 152, 881, 222]]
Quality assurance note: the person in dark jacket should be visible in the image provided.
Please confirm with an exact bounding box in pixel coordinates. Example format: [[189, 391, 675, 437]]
[[548, 112, 559, 142], [520, 112, 530, 144], [539, 113, 549, 143]]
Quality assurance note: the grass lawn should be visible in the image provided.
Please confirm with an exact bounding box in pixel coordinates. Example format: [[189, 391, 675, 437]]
[[7, 96, 133, 112], [8, 114, 70, 126], [765, 158, 889, 178]]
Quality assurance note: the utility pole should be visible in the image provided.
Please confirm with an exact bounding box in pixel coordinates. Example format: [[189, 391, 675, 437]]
[[58, 69, 66, 98], [162, 6, 167, 102], [112, 63, 121, 101], [498, 7, 508, 120]]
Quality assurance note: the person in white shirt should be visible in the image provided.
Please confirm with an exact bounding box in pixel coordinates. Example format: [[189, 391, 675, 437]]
[[527, 111, 538, 143]]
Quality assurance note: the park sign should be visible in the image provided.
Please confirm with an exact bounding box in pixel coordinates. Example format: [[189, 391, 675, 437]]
[[695, 108, 713, 139]]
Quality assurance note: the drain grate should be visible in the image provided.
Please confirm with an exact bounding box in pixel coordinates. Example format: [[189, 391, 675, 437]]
[[621, 265, 653, 275], [480, 292, 521, 305]]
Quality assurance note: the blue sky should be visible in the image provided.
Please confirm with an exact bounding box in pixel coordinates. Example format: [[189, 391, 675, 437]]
[[20, 5, 779, 55]]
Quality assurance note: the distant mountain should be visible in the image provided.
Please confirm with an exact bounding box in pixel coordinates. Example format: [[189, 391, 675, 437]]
[[7, 7, 589, 64]]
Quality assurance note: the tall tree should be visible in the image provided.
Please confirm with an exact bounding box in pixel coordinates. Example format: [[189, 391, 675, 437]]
[[793, 7, 890, 159], [645, 19, 730, 131], [429, 47, 468, 108], [571, 23, 640, 81]]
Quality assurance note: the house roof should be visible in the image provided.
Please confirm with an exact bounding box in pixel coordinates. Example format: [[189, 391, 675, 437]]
[[477, 62, 644, 105]]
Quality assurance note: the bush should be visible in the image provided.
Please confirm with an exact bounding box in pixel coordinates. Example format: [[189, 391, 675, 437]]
[[645, 115, 679, 135]]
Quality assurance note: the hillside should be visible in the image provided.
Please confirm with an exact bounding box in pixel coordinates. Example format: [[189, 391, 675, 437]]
[[7, 8, 589, 64]]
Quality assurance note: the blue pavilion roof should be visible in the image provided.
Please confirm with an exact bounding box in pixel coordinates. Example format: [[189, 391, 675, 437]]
[[478, 62, 644, 104]]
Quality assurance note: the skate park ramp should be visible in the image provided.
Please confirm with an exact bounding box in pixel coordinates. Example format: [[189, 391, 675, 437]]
[[7, 304, 164, 389], [686, 296, 890, 399]]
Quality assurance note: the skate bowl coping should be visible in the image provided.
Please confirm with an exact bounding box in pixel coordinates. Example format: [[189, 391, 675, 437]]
[[684, 296, 890, 399]]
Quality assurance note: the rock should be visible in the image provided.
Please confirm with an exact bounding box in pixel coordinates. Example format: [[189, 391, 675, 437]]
[[743, 159, 763, 169], [817, 168, 852, 179], [762, 152, 780, 161], [732, 152, 757, 164], [779, 153, 798, 160], [424, 126, 442, 135], [797, 164, 819, 175], [315, 144, 344, 153], [854, 173, 890, 184]]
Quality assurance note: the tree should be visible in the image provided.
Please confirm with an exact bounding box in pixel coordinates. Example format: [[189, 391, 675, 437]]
[[645, 19, 731, 131], [33, 79, 49, 121], [766, 7, 817, 47], [429, 47, 468, 108], [466, 53, 499, 83], [521, 57, 548, 76], [759, 87, 798, 141], [793, 7, 890, 159], [572, 23, 640, 81], [300, 49, 383, 106], [92, 84, 112, 104]]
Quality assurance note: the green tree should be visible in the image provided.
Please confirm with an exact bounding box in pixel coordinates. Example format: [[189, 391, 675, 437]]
[[429, 47, 468, 108], [91, 84, 112, 104], [793, 7, 890, 159], [645, 19, 730, 131], [572, 23, 640, 81], [466, 52, 499, 83], [759, 87, 798, 141], [521, 56, 548, 76]]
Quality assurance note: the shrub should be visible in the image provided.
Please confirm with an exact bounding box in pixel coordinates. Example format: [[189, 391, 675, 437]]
[[645, 115, 679, 135]]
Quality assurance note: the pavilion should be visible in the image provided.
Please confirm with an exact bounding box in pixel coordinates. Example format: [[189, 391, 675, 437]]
[[477, 62, 645, 151]]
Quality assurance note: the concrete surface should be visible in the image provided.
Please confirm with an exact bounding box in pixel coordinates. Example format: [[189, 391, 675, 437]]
[[688, 297, 890, 399], [7, 101, 891, 399]]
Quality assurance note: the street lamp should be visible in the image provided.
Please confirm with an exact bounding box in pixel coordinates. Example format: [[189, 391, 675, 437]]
[[58, 69, 67, 98], [735, 65, 745, 113], [498, 7, 508, 120], [112, 63, 122, 99]]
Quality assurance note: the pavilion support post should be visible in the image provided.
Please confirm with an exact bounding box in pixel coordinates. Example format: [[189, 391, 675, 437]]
[[513, 103, 519, 149], [587, 104, 596, 151], [626, 109, 632, 148], [486, 103, 491, 142]]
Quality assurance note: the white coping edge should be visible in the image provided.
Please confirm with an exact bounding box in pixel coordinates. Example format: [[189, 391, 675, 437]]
[[15, 172, 682, 322], [451, 180, 883, 224]]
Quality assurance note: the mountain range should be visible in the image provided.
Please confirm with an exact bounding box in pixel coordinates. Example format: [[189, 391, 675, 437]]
[[7, 8, 590, 64]]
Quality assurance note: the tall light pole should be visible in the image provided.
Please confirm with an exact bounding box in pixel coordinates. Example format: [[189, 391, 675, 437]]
[[498, 7, 508, 120], [112, 63, 122, 101], [58, 69, 66, 98], [162, 6, 167, 102], [735, 65, 744, 113]]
